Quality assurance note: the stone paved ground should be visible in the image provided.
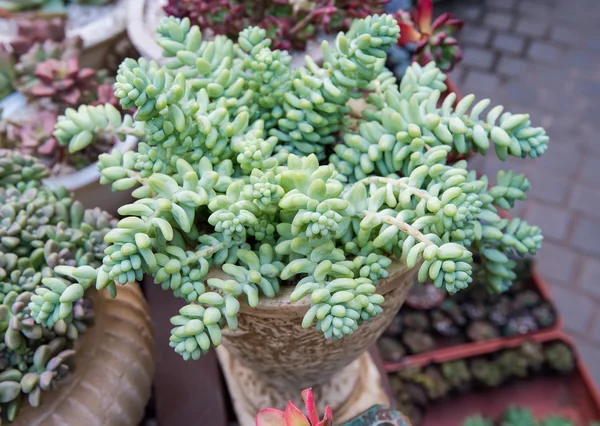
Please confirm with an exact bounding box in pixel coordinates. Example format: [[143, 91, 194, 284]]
[[438, 0, 600, 384]]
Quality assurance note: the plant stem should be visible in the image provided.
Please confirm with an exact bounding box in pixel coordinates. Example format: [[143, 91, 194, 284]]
[[362, 211, 434, 246], [358, 176, 432, 200], [184, 241, 230, 266]]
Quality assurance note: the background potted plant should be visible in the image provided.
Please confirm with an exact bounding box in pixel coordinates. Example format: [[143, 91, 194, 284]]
[[127, 0, 390, 66], [0, 149, 153, 425], [48, 12, 548, 424], [0, 0, 128, 69], [0, 18, 137, 214]]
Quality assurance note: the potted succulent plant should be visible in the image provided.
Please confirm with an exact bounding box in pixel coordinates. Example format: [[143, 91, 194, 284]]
[[49, 12, 548, 423], [0, 18, 136, 214], [0, 0, 128, 69], [386, 0, 463, 87], [0, 149, 153, 425], [128, 0, 389, 66]]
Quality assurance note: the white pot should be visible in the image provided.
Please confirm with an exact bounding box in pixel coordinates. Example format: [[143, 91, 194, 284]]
[[0, 0, 128, 69], [0, 92, 137, 215]]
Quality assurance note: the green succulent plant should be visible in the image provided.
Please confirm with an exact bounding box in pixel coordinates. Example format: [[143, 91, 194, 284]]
[[463, 416, 493, 426], [0, 150, 115, 423], [47, 14, 547, 359]]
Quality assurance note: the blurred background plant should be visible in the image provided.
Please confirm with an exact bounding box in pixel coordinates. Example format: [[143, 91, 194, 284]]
[[163, 0, 390, 51], [0, 18, 124, 176], [0, 0, 115, 13]]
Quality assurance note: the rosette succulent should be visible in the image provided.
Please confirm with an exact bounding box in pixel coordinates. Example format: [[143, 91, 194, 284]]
[[0, 150, 115, 423], [49, 14, 547, 359], [392, 0, 463, 72], [256, 388, 333, 426]]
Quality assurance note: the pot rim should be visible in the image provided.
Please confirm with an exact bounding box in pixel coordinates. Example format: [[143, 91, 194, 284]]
[[0, 92, 137, 192], [0, 0, 127, 48], [211, 258, 414, 316]]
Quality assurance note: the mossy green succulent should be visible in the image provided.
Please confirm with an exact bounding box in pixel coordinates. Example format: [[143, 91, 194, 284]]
[[0, 150, 114, 423], [48, 14, 547, 359]]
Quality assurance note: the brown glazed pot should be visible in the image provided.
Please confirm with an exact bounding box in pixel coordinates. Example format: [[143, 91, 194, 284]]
[[13, 283, 154, 426], [216, 259, 417, 416]]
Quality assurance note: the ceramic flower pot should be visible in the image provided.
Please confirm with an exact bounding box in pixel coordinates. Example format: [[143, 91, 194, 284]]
[[215, 259, 418, 420], [0, 92, 137, 215], [0, 0, 128, 69], [13, 282, 154, 426], [128, 0, 335, 67]]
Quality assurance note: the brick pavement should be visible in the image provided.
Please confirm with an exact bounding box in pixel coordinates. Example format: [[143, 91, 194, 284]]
[[439, 0, 600, 385]]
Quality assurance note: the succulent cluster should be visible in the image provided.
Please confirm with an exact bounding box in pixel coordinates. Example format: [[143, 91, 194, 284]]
[[0, 0, 114, 13], [0, 18, 123, 174], [392, 0, 464, 72], [255, 388, 333, 426], [390, 341, 576, 425], [50, 14, 546, 359], [464, 407, 600, 426], [379, 267, 557, 362], [163, 0, 388, 51], [0, 149, 115, 423]]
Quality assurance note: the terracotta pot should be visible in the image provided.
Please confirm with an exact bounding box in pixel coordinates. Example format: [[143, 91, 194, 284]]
[[0, 1, 128, 69], [13, 283, 154, 426], [128, 0, 335, 67], [213, 259, 418, 415], [0, 93, 137, 215]]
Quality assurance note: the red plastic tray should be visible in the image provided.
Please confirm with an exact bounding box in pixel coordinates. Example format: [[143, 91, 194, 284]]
[[396, 333, 600, 426], [385, 267, 562, 373]]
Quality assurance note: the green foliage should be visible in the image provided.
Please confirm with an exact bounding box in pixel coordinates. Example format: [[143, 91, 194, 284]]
[[51, 14, 547, 359], [0, 0, 112, 11], [0, 150, 114, 423]]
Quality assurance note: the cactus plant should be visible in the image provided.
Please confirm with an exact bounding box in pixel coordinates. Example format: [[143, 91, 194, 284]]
[[47, 13, 547, 360], [164, 0, 389, 51], [256, 388, 333, 426], [0, 149, 115, 423]]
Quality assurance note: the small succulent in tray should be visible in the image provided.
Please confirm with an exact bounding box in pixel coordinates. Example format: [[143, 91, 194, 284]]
[[431, 310, 459, 337], [402, 311, 430, 332], [378, 336, 406, 363], [544, 342, 575, 374], [519, 341, 544, 373], [403, 330, 435, 354], [441, 360, 471, 392], [497, 349, 529, 379], [501, 406, 538, 426], [466, 320, 499, 342], [470, 358, 504, 388], [463, 416, 493, 426]]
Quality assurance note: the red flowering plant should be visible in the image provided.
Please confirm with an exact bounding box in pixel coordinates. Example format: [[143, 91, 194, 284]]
[[394, 0, 463, 71], [164, 0, 388, 51], [256, 388, 333, 426]]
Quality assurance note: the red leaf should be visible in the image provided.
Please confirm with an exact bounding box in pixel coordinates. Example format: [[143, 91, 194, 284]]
[[416, 0, 433, 35], [284, 401, 310, 426], [397, 22, 422, 46], [315, 406, 333, 426], [256, 408, 286, 426], [302, 388, 319, 425], [31, 84, 56, 97]]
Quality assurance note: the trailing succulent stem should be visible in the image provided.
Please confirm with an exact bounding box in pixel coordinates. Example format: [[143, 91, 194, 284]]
[[51, 14, 547, 359]]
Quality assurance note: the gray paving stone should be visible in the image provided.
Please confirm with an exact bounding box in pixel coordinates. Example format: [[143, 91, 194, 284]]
[[569, 185, 600, 220], [486, 0, 517, 10], [572, 336, 600, 386], [527, 168, 570, 205], [537, 242, 578, 286], [549, 282, 594, 332], [461, 46, 496, 70], [459, 26, 492, 48], [515, 18, 548, 37], [580, 156, 600, 183], [461, 70, 501, 95], [484, 12, 514, 31], [524, 201, 571, 241], [570, 217, 600, 256], [551, 26, 582, 45], [497, 56, 530, 77], [528, 41, 563, 62], [493, 32, 527, 55], [580, 258, 600, 299]]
